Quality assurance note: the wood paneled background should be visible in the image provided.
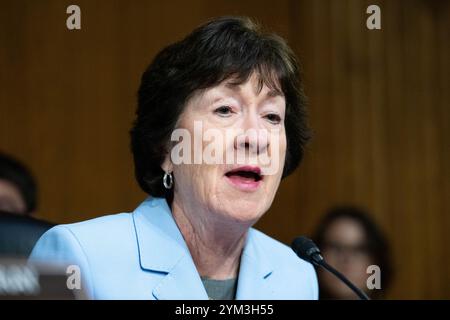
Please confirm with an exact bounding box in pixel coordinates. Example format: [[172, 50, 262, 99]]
[[0, 0, 448, 299]]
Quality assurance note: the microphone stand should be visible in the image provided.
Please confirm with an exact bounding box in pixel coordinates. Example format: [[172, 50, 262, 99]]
[[314, 258, 370, 300]]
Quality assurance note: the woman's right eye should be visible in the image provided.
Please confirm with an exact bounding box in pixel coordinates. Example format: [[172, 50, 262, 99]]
[[214, 106, 233, 117]]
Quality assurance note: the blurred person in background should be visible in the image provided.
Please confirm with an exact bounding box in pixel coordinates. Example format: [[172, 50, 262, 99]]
[[0, 151, 37, 216], [312, 206, 392, 299], [0, 152, 53, 257]]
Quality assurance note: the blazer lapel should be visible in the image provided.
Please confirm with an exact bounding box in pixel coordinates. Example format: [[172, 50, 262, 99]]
[[152, 254, 208, 300], [132, 197, 208, 300], [132, 197, 275, 300], [235, 229, 275, 300]]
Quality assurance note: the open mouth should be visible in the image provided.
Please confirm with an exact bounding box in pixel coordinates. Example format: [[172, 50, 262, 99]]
[[224, 166, 263, 185]]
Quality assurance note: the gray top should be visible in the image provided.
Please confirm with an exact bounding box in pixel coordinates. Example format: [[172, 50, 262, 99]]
[[201, 277, 238, 300]]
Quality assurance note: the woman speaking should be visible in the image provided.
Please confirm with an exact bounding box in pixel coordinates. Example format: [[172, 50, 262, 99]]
[[29, 16, 318, 300]]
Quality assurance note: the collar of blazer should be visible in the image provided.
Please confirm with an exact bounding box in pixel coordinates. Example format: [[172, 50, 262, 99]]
[[131, 197, 274, 300]]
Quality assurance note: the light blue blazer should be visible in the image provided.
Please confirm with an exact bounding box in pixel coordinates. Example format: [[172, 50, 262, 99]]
[[29, 197, 318, 300]]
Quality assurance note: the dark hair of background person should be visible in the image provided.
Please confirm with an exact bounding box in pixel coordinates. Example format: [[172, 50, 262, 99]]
[[0, 152, 37, 215], [130, 16, 311, 204], [312, 206, 393, 299]]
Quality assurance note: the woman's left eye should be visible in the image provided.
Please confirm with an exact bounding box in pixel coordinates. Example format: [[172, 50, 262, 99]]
[[264, 113, 282, 124]]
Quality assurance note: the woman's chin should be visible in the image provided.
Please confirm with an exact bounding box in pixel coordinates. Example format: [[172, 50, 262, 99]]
[[214, 199, 268, 225]]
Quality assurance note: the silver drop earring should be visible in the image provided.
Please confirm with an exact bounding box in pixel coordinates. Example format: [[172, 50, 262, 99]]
[[163, 171, 173, 189]]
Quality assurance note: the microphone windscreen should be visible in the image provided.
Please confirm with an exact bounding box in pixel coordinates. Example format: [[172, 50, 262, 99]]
[[291, 236, 320, 263]]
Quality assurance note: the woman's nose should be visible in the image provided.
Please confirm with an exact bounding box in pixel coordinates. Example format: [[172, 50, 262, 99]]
[[234, 115, 269, 155]]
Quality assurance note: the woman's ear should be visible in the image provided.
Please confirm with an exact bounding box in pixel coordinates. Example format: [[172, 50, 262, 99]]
[[161, 154, 173, 173]]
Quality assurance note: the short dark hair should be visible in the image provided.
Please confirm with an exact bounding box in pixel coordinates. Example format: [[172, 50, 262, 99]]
[[0, 152, 37, 215], [312, 206, 393, 298], [131, 16, 311, 201]]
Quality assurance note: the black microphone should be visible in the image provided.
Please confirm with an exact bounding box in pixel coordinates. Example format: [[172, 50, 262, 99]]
[[291, 236, 370, 300]]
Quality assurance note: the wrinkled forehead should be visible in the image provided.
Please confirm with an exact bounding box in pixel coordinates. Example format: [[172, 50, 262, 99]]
[[193, 70, 285, 102], [221, 70, 284, 96]]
